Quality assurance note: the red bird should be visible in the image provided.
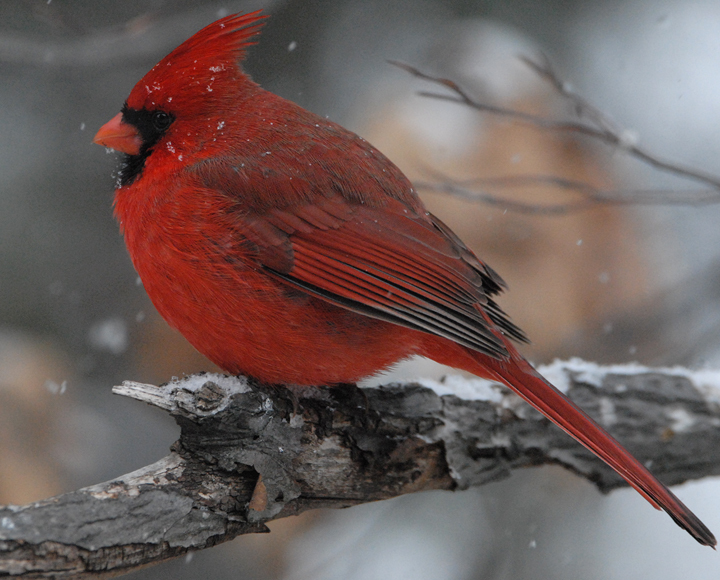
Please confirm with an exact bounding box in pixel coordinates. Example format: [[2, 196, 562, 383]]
[[94, 11, 714, 546]]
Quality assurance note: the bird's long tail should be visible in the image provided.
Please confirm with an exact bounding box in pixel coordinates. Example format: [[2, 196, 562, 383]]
[[425, 340, 716, 547]]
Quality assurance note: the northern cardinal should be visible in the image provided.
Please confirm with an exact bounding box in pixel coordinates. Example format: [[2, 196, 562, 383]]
[[94, 11, 715, 546]]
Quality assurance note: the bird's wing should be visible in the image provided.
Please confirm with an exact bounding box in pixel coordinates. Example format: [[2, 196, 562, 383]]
[[237, 190, 527, 360]]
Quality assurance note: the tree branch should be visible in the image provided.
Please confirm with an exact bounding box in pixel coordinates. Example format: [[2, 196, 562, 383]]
[[2, 360, 720, 578], [416, 175, 720, 215], [390, 59, 720, 212]]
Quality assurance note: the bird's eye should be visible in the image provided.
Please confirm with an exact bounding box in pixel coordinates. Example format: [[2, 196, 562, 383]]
[[151, 111, 172, 132]]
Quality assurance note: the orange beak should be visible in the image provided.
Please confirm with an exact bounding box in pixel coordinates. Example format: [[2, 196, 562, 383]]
[[93, 112, 142, 155]]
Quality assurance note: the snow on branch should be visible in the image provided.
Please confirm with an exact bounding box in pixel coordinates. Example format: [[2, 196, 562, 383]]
[[2, 360, 720, 578]]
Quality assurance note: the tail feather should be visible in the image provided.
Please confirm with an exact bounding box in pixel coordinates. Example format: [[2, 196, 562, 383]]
[[482, 354, 715, 547]]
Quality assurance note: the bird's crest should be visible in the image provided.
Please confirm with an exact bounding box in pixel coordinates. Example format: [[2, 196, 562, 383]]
[[126, 11, 267, 112]]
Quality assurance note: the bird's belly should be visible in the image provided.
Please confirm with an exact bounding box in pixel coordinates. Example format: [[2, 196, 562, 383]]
[[140, 260, 423, 385]]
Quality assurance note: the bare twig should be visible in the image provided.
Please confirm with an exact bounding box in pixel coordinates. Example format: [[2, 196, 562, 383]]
[[518, 54, 627, 136], [417, 177, 720, 215], [1, 361, 720, 578], [519, 55, 720, 187], [390, 59, 720, 211]]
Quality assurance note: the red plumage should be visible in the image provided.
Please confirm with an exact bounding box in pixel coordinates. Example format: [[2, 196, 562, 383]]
[[94, 11, 715, 546]]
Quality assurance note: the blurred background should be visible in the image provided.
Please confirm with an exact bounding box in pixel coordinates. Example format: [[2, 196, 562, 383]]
[[2, 0, 720, 578]]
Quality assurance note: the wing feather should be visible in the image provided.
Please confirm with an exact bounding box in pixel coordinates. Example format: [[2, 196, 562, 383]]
[[199, 157, 528, 358], [248, 199, 529, 358], [288, 238, 505, 354]]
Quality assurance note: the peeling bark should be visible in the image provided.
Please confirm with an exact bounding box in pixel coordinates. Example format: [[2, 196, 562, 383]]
[[1, 362, 720, 578]]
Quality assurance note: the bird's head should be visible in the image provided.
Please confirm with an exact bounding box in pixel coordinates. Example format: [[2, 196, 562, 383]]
[[94, 10, 267, 187]]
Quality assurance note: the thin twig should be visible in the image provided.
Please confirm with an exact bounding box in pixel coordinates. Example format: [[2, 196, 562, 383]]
[[390, 59, 720, 204], [417, 177, 720, 215], [519, 54, 626, 136], [520, 55, 720, 188]]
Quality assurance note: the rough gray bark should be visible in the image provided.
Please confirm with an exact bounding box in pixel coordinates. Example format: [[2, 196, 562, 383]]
[[1, 362, 720, 578]]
